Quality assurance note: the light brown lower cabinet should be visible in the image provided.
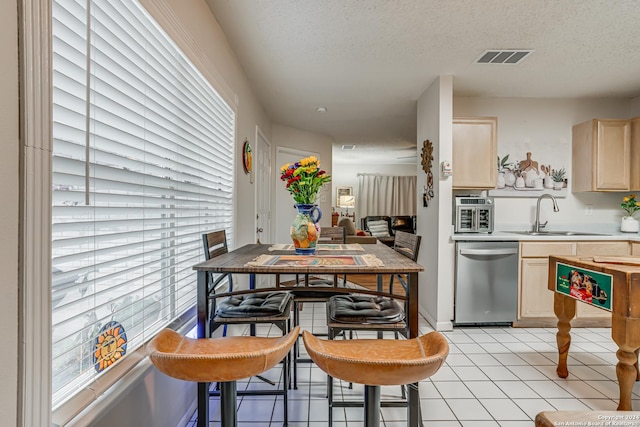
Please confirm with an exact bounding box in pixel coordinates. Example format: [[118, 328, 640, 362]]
[[632, 243, 640, 256], [516, 240, 629, 327], [517, 242, 575, 325], [519, 258, 556, 319]]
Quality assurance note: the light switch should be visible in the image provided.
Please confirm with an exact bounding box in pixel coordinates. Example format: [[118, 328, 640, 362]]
[[441, 161, 453, 177]]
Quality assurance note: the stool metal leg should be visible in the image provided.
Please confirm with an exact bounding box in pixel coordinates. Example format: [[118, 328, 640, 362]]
[[197, 382, 209, 427], [328, 328, 334, 425], [364, 385, 381, 427], [220, 381, 237, 427], [283, 346, 289, 426]]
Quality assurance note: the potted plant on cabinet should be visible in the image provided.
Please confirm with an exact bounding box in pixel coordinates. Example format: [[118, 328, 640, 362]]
[[551, 168, 566, 190], [496, 155, 514, 188], [620, 194, 640, 233]]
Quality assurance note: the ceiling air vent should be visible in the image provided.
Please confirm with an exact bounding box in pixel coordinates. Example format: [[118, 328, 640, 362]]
[[476, 50, 534, 64], [341, 144, 356, 151]]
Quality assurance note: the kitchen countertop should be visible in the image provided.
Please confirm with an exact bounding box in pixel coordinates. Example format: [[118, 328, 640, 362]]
[[452, 224, 640, 242]]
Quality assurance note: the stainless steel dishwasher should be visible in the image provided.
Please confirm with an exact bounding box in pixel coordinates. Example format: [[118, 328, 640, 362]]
[[455, 241, 519, 325]]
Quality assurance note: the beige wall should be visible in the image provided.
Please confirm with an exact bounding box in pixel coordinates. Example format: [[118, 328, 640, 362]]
[[1, 0, 19, 424], [416, 76, 455, 331], [632, 95, 640, 117], [272, 124, 334, 229]]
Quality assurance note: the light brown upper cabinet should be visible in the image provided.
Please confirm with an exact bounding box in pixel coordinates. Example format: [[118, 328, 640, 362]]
[[631, 117, 640, 190], [452, 117, 497, 189], [572, 118, 637, 192]]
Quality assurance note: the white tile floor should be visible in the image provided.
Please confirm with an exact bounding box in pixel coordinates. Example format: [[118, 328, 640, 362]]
[[188, 303, 639, 426]]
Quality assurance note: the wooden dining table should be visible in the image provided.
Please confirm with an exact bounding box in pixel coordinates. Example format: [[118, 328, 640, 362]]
[[192, 241, 425, 427]]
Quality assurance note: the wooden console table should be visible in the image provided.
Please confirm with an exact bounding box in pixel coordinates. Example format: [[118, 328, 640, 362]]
[[548, 255, 640, 410]]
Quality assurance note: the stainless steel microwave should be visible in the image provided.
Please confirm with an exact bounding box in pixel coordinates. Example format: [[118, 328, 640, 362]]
[[454, 196, 494, 233]]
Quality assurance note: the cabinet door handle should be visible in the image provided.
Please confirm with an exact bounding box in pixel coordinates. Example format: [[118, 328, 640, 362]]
[[459, 248, 518, 256]]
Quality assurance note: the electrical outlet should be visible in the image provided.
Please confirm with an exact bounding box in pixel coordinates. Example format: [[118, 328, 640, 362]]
[[585, 205, 593, 216]]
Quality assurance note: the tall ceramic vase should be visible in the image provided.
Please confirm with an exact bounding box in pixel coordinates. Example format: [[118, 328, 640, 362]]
[[290, 204, 322, 254]]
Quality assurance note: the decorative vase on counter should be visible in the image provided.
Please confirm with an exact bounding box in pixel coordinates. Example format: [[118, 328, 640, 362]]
[[544, 176, 554, 189], [503, 171, 516, 187], [290, 204, 322, 254], [524, 170, 539, 188], [553, 181, 564, 190], [620, 216, 640, 233], [497, 173, 506, 189]]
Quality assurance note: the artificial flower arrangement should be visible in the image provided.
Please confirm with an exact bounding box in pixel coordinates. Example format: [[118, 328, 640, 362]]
[[280, 156, 331, 205], [621, 194, 640, 217]]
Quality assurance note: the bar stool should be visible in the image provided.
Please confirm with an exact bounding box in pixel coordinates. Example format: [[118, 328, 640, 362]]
[[326, 293, 408, 406], [302, 329, 448, 427], [203, 230, 293, 391], [148, 326, 299, 427]]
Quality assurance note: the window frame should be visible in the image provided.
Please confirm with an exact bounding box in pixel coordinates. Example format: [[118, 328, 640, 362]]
[[19, 0, 239, 424]]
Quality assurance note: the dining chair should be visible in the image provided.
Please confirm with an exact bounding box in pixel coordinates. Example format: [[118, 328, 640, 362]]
[[325, 292, 410, 408], [303, 330, 449, 426], [202, 229, 291, 336], [322, 233, 422, 417], [388, 231, 422, 295], [149, 326, 299, 427], [202, 230, 234, 337], [201, 230, 294, 410]]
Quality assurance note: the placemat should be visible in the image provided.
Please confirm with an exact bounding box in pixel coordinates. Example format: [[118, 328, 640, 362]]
[[246, 254, 383, 267], [268, 243, 364, 252]]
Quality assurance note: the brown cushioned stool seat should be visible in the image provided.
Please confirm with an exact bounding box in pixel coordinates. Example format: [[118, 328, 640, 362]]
[[149, 326, 299, 427], [303, 330, 448, 426]]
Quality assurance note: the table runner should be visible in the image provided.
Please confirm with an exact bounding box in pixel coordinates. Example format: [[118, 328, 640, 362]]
[[246, 253, 384, 267], [268, 243, 364, 252]]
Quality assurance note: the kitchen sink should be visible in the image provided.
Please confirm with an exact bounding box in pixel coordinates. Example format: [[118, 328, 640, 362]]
[[504, 230, 609, 236]]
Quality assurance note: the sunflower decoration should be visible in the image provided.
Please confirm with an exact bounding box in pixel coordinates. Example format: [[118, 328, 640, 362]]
[[93, 321, 127, 373]]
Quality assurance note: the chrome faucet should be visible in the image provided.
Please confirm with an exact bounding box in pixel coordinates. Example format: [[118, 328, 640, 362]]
[[534, 194, 559, 232]]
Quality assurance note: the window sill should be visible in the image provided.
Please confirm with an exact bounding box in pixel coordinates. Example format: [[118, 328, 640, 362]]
[[52, 307, 196, 426]]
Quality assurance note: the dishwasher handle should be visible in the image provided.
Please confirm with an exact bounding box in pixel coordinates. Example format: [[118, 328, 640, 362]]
[[459, 248, 518, 256]]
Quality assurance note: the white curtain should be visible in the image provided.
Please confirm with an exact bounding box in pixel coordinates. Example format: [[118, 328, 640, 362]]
[[357, 174, 417, 224]]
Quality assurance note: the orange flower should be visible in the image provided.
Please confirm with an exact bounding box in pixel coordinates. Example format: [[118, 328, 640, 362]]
[[621, 194, 640, 216]]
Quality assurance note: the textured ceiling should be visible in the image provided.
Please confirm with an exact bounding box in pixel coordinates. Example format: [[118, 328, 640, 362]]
[[206, 0, 640, 163]]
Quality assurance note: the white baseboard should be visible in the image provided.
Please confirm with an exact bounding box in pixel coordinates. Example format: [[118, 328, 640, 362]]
[[435, 320, 454, 331], [420, 305, 454, 332]]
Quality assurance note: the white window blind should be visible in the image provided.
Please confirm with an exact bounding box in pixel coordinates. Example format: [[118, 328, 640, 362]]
[[51, 0, 234, 407]]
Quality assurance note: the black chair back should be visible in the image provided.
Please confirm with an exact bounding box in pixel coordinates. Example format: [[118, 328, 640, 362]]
[[393, 231, 421, 261], [202, 230, 233, 292]]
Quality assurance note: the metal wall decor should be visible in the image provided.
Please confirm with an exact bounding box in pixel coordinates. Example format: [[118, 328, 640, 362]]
[[421, 140, 435, 207], [242, 139, 253, 174]]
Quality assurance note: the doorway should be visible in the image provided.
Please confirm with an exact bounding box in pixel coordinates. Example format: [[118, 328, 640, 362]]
[[255, 127, 272, 245]]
